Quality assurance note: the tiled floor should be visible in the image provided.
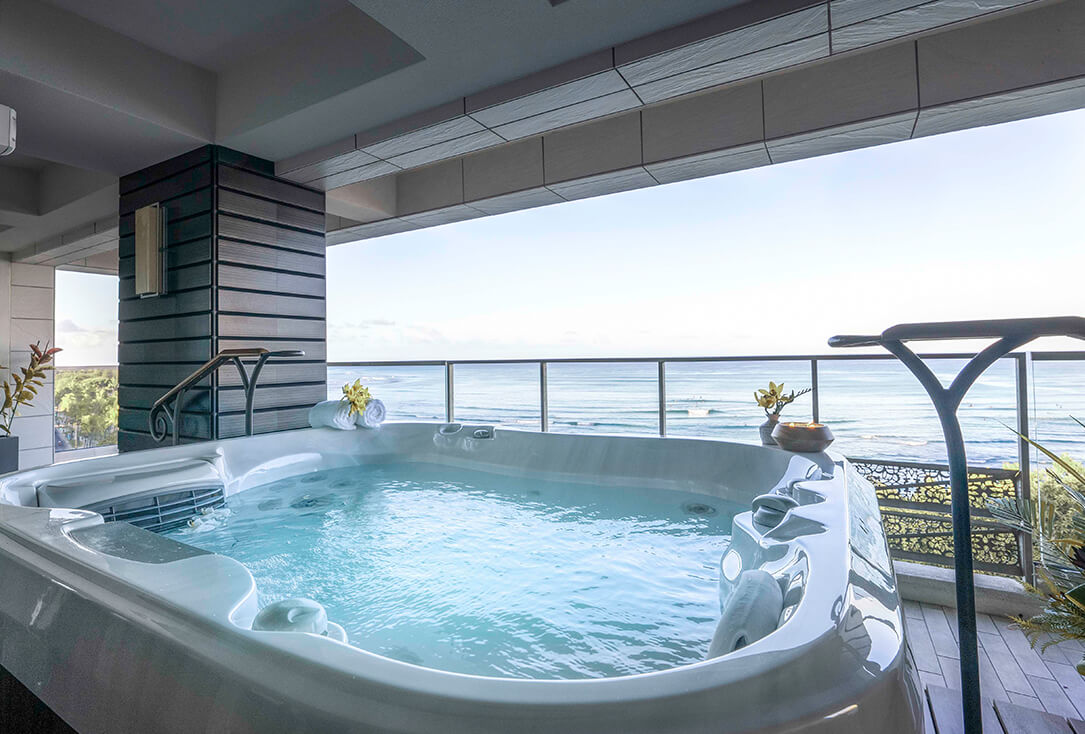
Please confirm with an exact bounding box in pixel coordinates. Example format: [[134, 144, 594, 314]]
[[904, 599, 1085, 727]]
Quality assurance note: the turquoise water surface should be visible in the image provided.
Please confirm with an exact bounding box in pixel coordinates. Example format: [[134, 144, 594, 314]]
[[167, 463, 740, 679]]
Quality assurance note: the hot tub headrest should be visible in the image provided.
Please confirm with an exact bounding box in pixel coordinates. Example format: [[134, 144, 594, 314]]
[[252, 598, 348, 643], [706, 569, 783, 658]]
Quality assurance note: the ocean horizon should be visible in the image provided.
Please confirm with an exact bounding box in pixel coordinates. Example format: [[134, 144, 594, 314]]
[[327, 359, 1085, 468]]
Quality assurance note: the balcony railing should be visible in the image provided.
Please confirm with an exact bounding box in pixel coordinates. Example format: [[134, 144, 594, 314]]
[[332, 350, 1085, 580]]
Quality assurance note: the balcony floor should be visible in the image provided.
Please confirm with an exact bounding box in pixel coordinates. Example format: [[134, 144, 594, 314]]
[[905, 601, 1085, 732]]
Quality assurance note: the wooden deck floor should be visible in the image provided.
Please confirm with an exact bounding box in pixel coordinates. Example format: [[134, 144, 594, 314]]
[[905, 600, 1085, 732]]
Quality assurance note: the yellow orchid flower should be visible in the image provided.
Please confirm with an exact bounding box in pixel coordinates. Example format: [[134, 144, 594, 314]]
[[754, 380, 811, 417], [341, 379, 372, 417]]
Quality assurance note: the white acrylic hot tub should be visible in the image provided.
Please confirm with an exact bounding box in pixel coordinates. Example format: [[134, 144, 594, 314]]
[[0, 423, 922, 734]]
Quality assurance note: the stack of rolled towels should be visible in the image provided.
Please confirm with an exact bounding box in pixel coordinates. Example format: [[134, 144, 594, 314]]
[[308, 398, 387, 430]]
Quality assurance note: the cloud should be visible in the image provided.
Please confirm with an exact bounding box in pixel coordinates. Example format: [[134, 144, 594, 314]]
[[55, 319, 116, 351], [337, 319, 397, 329], [57, 319, 86, 333], [330, 319, 447, 344]]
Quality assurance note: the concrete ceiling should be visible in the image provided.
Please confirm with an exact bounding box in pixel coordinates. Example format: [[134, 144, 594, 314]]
[[228, 0, 751, 158], [4, 0, 745, 176], [0, 0, 743, 257], [42, 0, 348, 72]]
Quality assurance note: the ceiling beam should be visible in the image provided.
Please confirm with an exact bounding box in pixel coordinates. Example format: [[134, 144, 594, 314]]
[[14, 216, 119, 267], [283, 0, 1052, 193]]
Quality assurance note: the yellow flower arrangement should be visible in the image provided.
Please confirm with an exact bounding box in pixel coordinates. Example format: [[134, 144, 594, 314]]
[[753, 381, 811, 417], [340, 379, 372, 417]]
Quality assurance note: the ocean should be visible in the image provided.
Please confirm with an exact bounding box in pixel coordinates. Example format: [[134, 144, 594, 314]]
[[327, 358, 1085, 468]]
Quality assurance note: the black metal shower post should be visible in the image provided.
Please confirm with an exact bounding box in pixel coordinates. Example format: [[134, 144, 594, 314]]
[[829, 317, 1085, 734]]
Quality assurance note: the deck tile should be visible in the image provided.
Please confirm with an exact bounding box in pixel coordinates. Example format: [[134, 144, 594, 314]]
[[940, 654, 962, 689], [907, 616, 944, 674], [993, 699, 1071, 734], [946, 606, 959, 642], [920, 669, 946, 690], [924, 694, 937, 734], [1038, 634, 1074, 665], [927, 684, 1003, 734], [1029, 675, 1082, 720], [993, 616, 1053, 679], [934, 647, 1008, 702], [923, 603, 961, 659], [976, 613, 1001, 636], [994, 698, 1074, 734], [907, 602, 1083, 726], [1007, 692, 1042, 709], [978, 646, 1010, 702], [980, 631, 1035, 696], [1042, 662, 1085, 720]]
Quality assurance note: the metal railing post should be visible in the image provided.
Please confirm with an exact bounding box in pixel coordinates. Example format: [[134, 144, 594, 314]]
[[540, 361, 548, 432], [658, 361, 666, 437], [445, 362, 455, 423], [1015, 353, 1034, 584], [810, 358, 820, 424]]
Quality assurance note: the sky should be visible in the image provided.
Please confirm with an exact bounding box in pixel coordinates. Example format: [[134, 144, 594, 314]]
[[54, 108, 1085, 367]]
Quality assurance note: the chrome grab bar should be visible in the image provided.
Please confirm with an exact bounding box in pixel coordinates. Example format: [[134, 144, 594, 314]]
[[148, 348, 304, 445]]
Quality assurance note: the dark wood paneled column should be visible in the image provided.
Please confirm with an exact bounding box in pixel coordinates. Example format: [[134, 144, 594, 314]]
[[117, 146, 327, 452]]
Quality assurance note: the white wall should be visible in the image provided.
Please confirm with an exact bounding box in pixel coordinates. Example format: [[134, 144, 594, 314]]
[[1, 258, 56, 470]]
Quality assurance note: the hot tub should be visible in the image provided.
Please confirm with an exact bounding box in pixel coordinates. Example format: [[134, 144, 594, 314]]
[[0, 423, 922, 733]]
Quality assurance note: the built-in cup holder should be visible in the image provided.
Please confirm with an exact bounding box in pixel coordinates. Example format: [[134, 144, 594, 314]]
[[751, 493, 800, 529], [439, 423, 463, 435], [252, 597, 347, 642]]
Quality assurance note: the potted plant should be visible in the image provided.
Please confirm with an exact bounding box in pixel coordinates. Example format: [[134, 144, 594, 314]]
[[753, 381, 811, 446], [1, 342, 61, 474], [989, 418, 1085, 675]]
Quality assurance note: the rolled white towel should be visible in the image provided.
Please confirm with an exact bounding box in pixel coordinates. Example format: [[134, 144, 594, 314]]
[[308, 400, 356, 431], [357, 398, 386, 429]]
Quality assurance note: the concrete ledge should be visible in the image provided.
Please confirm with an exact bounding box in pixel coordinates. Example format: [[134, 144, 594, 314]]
[[55, 445, 119, 463], [895, 560, 1044, 618]]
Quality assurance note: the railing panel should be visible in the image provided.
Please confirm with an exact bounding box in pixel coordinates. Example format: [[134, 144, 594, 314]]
[[851, 458, 1023, 576], [1030, 357, 1085, 459], [1028, 356, 1085, 573], [818, 358, 1017, 465], [326, 364, 446, 422], [452, 363, 541, 429], [327, 350, 1085, 582], [545, 362, 657, 435], [663, 360, 812, 439]]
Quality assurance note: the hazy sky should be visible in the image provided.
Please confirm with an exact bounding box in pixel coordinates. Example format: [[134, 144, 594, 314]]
[[55, 108, 1085, 367]]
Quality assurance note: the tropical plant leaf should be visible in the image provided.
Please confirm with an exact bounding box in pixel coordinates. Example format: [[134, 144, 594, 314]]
[[1001, 420, 1085, 487], [1047, 469, 1085, 507]]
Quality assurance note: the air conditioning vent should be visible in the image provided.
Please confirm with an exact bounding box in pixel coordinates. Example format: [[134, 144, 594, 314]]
[[83, 485, 225, 534]]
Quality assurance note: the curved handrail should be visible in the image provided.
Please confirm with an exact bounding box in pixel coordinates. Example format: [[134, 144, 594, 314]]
[[148, 348, 304, 445]]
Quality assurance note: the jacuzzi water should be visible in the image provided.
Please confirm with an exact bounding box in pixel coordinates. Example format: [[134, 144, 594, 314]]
[[164, 462, 741, 679]]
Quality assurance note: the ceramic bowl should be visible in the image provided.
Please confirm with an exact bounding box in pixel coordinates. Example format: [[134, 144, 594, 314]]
[[771, 422, 834, 453]]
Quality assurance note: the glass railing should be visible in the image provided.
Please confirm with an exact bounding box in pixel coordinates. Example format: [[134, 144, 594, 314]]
[[54, 366, 118, 452], [329, 350, 1085, 580]]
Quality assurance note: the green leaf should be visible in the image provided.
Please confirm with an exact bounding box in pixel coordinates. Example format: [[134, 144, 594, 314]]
[[1002, 420, 1085, 487], [1068, 584, 1085, 611]]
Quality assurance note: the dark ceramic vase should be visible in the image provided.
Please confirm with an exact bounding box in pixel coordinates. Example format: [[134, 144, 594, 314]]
[[0, 435, 19, 474], [759, 414, 779, 446]]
